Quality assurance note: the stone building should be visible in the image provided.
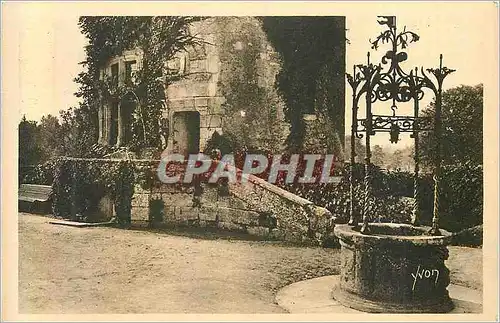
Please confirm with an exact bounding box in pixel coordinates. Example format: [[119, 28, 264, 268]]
[[69, 16, 347, 241], [97, 17, 346, 157]]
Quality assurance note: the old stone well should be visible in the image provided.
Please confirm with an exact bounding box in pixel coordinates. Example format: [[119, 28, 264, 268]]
[[332, 224, 454, 313], [333, 16, 458, 313]]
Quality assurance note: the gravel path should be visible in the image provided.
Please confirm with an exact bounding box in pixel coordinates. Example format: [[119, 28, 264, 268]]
[[19, 214, 341, 314], [18, 213, 482, 314]]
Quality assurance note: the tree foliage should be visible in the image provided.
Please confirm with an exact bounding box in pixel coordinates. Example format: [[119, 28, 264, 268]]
[[19, 116, 42, 168], [343, 135, 366, 163], [419, 84, 483, 232], [371, 145, 386, 167], [387, 146, 414, 171], [420, 84, 483, 167]]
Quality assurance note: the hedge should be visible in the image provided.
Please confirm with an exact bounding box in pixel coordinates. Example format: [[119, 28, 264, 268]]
[[48, 154, 483, 234]]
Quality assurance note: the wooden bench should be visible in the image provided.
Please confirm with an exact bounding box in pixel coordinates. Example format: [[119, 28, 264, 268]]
[[19, 184, 52, 214]]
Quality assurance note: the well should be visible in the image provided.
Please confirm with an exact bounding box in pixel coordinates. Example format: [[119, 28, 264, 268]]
[[333, 224, 454, 313], [336, 16, 457, 313]]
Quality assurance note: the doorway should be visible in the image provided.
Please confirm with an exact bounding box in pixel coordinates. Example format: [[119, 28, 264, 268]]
[[172, 111, 200, 155]]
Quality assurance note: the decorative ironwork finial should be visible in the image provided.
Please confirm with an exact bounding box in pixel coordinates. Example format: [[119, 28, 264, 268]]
[[376, 16, 396, 29]]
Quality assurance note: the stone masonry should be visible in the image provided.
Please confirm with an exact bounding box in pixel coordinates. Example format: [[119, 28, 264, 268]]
[[125, 165, 333, 245]]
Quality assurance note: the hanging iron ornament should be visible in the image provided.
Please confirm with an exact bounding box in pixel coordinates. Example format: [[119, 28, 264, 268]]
[[346, 16, 455, 235], [389, 122, 400, 143]]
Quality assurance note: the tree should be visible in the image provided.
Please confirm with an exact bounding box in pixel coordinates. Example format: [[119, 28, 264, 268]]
[[386, 145, 414, 171], [18, 116, 41, 168], [57, 104, 100, 157], [388, 149, 404, 171], [18, 115, 59, 183], [344, 135, 366, 163], [419, 84, 483, 232], [38, 114, 63, 160], [420, 84, 483, 167], [371, 145, 386, 167]]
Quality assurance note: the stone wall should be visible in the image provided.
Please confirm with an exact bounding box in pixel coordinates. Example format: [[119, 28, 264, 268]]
[[227, 171, 334, 244], [164, 18, 224, 153], [129, 165, 334, 245], [164, 17, 289, 154]]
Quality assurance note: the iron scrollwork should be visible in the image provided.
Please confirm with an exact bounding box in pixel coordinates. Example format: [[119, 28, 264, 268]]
[[346, 16, 455, 235], [356, 115, 433, 133]]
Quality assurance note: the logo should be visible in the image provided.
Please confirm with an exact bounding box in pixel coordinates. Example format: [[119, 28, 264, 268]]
[[156, 151, 342, 185]]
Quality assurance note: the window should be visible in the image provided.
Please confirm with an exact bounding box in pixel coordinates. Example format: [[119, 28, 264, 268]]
[[109, 102, 119, 146], [189, 44, 207, 60], [111, 63, 119, 87], [125, 60, 137, 84], [165, 57, 182, 76]]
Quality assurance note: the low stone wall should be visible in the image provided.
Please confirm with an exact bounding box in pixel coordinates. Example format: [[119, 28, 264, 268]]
[[128, 166, 334, 246], [227, 172, 334, 244], [49, 156, 334, 245]]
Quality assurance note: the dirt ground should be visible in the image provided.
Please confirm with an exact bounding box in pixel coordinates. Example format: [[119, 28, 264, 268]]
[[18, 213, 482, 314]]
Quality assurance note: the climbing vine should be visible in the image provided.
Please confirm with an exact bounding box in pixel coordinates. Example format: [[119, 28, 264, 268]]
[[215, 17, 285, 153], [52, 159, 73, 218], [77, 16, 203, 151], [260, 17, 347, 152]]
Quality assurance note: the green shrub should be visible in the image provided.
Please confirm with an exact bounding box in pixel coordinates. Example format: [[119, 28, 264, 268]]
[[51, 159, 73, 218], [282, 164, 414, 225], [51, 158, 137, 225], [20, 160, 56, 185], [438, 162, 483, 232], [281, 162, 482, 232], [451, 225, 482, 247]]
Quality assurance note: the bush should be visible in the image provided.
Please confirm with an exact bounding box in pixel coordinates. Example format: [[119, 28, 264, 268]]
[[20, 160, 56, 185], [281, 161, 482, 233], [451, 225, 482, 247], [281, 164, 414, 225], [438, 162, 483, 232], [51, 158, 136, 224], [51, 159, 73, 218]]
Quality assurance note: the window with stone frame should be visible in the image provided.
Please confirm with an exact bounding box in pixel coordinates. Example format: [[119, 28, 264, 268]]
[[125, 60, 137, 84], [111, 63, 119, 87], [189, 43, 207, 60]]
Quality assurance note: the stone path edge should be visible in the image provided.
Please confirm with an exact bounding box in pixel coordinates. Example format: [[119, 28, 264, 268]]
[[275, 275, 482, 314]]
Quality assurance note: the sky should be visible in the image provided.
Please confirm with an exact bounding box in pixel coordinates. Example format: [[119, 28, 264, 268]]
[[10, 1, 498, 148]]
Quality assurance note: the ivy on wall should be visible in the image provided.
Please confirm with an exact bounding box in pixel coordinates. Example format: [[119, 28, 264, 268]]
[[214, 17, 286, 153], [260, 17, 347, 153], [52, 158, 141, 224], [52, 159, 73, 218], [51, 157, 224, 224], [77, 17, 203, 151]]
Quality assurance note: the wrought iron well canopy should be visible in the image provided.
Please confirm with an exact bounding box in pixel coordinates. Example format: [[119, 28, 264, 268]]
[[347, 16, 455, 234]]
